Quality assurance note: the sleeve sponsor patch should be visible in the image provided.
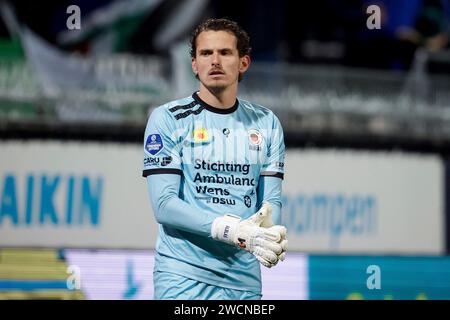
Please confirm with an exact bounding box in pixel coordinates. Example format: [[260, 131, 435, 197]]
[[143, 156, 173, 167], [145, 134, 164, 155]]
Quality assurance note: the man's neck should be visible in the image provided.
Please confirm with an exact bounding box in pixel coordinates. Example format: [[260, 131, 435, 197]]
[[197, 85, 237, 109]]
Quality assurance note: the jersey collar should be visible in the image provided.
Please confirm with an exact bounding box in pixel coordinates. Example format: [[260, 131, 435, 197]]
[[192, 92, 239, 114]]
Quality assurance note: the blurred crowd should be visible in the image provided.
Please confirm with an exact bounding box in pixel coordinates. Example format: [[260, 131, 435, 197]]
[[0, 0, 449, 73], [214, 0, 450, 72]]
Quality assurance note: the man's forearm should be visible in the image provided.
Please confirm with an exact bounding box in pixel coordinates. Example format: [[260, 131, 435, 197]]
[[147, 175, 216, 237]]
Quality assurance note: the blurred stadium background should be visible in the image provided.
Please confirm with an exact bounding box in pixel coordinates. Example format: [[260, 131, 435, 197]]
[[1, 0, 450, 300]]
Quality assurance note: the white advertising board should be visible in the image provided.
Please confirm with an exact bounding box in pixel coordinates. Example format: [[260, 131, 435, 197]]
[[0, 141, 157, 249], [282, 150, 444, 254]]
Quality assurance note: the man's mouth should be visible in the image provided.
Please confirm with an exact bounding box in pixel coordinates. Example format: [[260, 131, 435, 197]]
[[209, 70, 225, 76]]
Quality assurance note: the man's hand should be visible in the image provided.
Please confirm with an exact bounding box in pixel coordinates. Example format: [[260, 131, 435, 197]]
[[258, 202, 288, 262], [211, 202, 288, 268]]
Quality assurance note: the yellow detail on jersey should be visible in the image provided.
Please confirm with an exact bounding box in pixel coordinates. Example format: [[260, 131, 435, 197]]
[[193, 128, 209, 142]]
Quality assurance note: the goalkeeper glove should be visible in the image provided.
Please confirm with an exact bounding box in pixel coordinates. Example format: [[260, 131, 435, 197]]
[[211, 202, 288, 268], [258, 202, 288, 262]]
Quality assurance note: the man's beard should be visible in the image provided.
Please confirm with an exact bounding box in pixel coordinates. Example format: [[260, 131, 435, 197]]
[[201, 80, 227, 95], [200, 72, 240, 95]]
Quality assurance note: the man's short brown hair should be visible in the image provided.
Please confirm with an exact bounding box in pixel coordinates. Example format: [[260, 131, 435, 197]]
[[190, 18, 252, 58]]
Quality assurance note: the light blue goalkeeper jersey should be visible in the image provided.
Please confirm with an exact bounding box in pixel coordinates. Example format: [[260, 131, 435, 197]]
[[142, 92, 285, 293]]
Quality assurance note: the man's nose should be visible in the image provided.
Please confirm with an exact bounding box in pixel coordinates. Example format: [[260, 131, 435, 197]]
[[211, 52, 220, 66]]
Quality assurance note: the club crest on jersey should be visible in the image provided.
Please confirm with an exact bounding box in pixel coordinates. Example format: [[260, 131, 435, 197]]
[[145, 133, 163, 155], [193, 128, 209, 142], [248, 129, 263, 151]]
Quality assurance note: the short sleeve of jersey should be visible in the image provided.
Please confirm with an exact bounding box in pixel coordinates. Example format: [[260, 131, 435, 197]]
[[261, 114, 285, 179], [142, 106, 182, 177]]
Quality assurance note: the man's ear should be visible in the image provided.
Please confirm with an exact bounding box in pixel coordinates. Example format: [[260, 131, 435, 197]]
[[239, 55, 251, 73], [192, 57, 198, 75]]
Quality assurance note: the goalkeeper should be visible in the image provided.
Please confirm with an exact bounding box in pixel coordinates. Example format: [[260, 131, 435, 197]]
[[143, 18, 287, 300]]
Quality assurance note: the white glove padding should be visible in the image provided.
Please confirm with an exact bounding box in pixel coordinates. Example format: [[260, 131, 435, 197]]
[[258, 202, 288, 261], [211, 203, 287, 268]]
